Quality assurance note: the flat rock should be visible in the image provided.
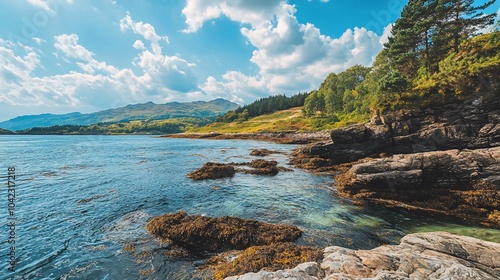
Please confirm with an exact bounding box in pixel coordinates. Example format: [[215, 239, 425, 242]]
[[227, 232, 500, 280]]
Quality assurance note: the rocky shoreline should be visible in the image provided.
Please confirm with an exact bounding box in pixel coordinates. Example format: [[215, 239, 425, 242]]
[[227, 232, 500, 280], [292, 97, 500, 228], [162, 131, 331, 144], [149, 97, 500, 279]]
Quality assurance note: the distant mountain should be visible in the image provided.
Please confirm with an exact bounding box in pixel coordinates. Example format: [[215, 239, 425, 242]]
[[0, 99, 239, 131]]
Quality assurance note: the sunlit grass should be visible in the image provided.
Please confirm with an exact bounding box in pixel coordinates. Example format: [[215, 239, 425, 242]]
[[187, 106, 369, 133]]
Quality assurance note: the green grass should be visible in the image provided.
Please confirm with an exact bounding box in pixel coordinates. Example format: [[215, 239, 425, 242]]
[[187, 107, 369, 133]]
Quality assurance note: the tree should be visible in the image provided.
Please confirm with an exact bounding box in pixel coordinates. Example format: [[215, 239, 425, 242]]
[[302, 91, 325, 117], [434, 0, 496, 53], [386, 0, 437, 77]]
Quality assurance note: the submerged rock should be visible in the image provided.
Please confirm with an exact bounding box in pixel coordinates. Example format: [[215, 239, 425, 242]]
[[146, 211, 302, 253], [187, 162, 236, 180], [228, 232, 500, 280], [250, 148, 280, 157]]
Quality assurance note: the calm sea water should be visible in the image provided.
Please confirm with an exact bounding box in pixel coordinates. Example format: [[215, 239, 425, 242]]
[[0, 135, 498, 279]]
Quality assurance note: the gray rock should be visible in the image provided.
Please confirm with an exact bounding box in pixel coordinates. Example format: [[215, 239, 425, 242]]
[[298, 98, 499, 165], [336, 147, 500, 225], [226, 232, 500, 280]]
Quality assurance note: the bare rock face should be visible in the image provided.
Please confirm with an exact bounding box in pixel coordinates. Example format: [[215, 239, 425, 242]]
[[226, 232, 500, 280], [336, 147, 500, 227], [296, 98, 500, 166]]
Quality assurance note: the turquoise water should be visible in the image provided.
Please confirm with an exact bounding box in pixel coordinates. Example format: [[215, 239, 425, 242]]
[[0, 135, 498, 279]]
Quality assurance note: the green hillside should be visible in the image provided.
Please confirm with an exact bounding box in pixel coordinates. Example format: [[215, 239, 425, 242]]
[[188, 107, 359, 133]]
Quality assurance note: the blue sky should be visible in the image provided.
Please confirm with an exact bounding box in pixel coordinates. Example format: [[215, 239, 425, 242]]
[[0, 0, 498, 121]]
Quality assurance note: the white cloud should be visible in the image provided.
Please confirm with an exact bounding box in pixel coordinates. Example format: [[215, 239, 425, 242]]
[[132, 40, 145, 50], [181, 0, 283, 33], [121, 14, 198, 93], [25, 0, 73, 14], [187, 1, 389, 101], [26, 0, 52, 13], [120, 13, 169, 55], [32, 37, 46, 45], [0, 13, 201, 120]]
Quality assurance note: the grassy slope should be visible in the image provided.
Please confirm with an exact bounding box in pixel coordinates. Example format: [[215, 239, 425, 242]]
[[187, 107, 367, 133]]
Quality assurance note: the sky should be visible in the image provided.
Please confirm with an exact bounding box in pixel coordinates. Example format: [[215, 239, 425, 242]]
[[0, 0, 498, 121]]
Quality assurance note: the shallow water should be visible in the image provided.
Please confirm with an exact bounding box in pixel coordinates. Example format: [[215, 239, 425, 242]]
[[0, 135, 498, 279]]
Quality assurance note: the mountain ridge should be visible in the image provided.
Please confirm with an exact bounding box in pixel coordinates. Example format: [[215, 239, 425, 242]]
[[0, 98, 239, 131]]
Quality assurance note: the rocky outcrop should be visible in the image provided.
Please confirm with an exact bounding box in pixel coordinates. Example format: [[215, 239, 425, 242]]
[[187, 162, 236, 180], [336, 147, 500, 226], [291, 98, 500, 225], [240, 160, 280, 176], [226, 232, 500, 280], [295, 98, 499, 166], [188, 160, 292, 179], [146, 211, 302, 253]]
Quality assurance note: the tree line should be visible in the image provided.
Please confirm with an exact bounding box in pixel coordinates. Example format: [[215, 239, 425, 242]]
[[302, 0, 498, 121], [216, 93, 309, 122], [16, 118, 215, 135]]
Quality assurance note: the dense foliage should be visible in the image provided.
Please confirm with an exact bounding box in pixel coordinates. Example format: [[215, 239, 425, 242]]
[[0, 128, 14, 134], [216, 93, 309, 123], [302, 0, 498, 126]]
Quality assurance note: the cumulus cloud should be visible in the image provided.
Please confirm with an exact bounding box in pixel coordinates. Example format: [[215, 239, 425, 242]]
[[188, 1, 389, 101], [0, 14, 201, 120], [120, 14, 198, 93], [181, 0, 283, 32], [120, 13, 169, 54]]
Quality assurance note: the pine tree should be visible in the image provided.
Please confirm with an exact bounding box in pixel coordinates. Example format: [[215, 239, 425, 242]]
[[435, 0, 496, 53]]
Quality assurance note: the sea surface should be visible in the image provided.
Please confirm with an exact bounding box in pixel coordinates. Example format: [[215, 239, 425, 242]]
[[0, 135, 498, 279]]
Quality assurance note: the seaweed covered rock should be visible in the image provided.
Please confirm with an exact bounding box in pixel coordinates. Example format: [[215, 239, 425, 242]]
[[249, 149, 279, 157], [240, 159, 280, 176], [187, 162, 235, 180], [146, 211, 302, 253], [210, 243, 323, 280]]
